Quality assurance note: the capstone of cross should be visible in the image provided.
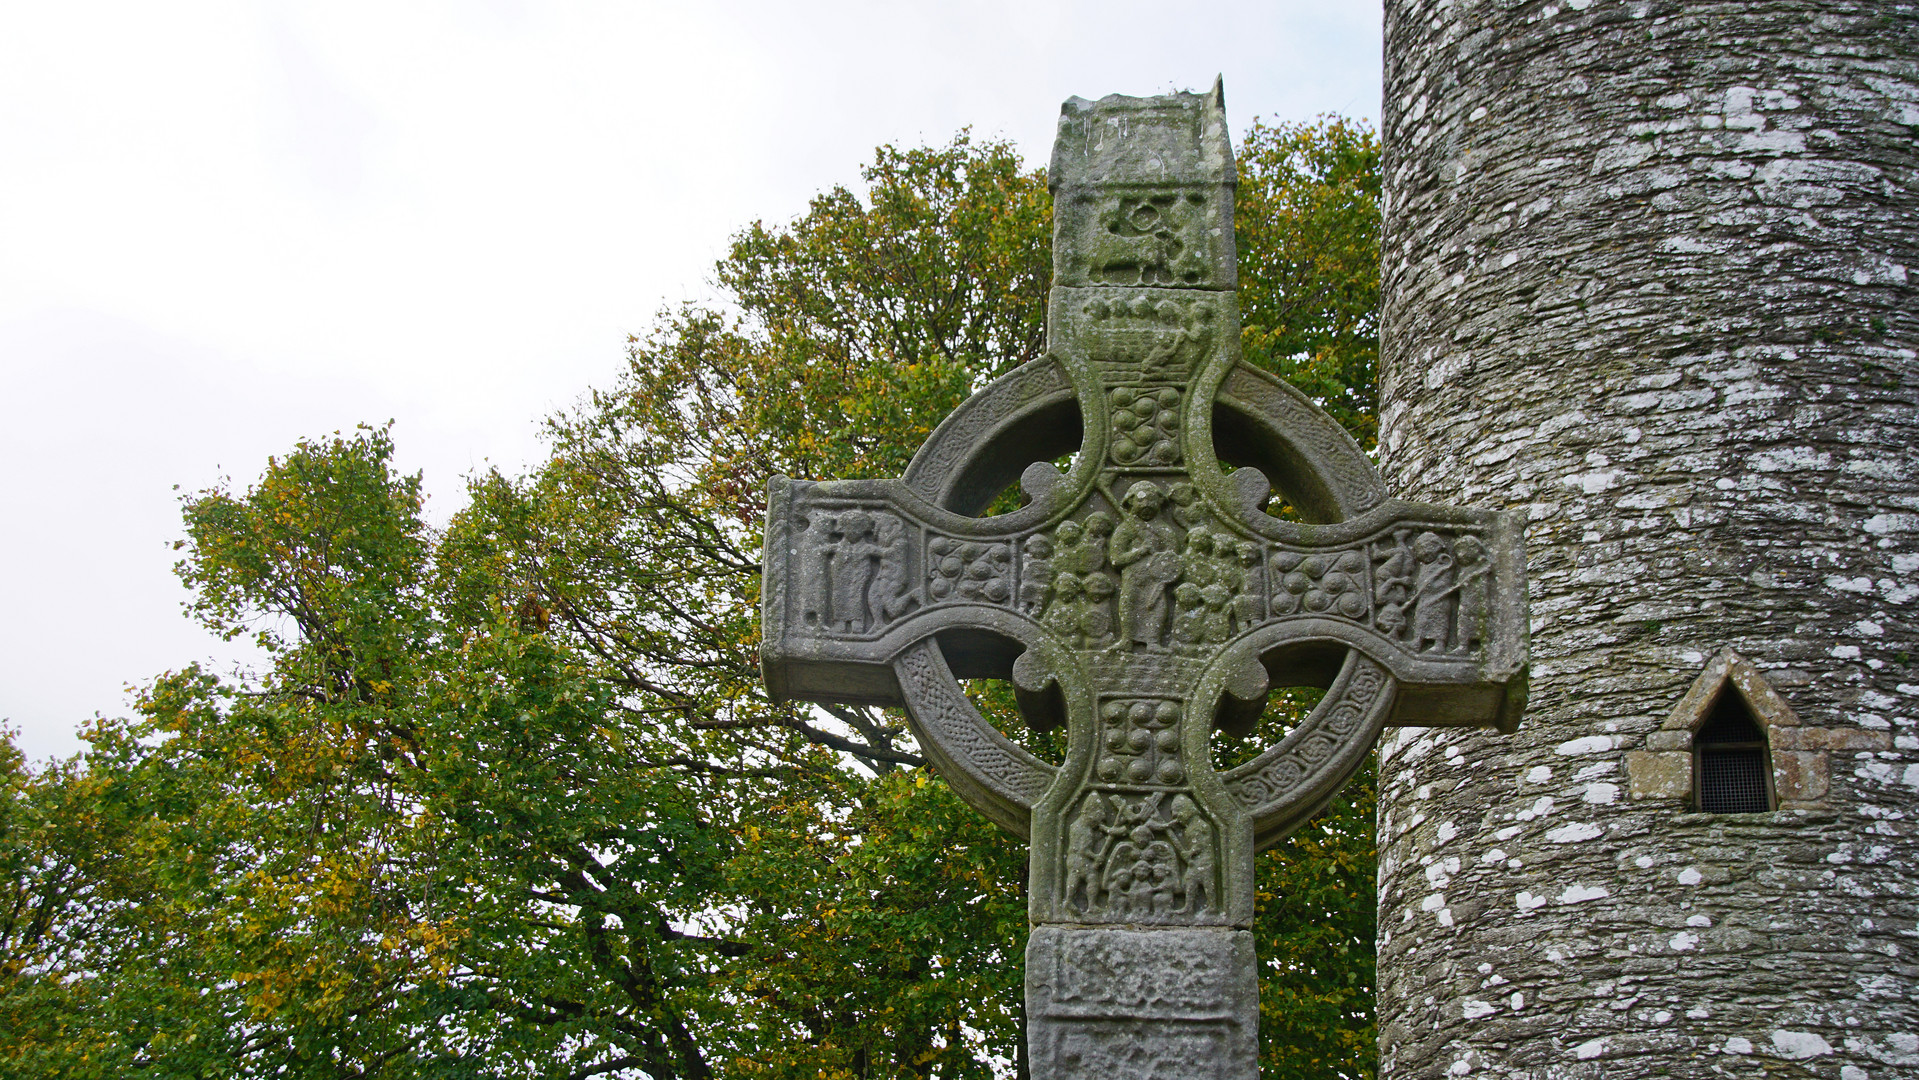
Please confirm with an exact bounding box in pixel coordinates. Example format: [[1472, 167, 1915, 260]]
[[761, 81, 1528, 1079]]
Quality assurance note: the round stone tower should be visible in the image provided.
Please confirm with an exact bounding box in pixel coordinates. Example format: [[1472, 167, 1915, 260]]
[[1375, 2, 1919, 1078]]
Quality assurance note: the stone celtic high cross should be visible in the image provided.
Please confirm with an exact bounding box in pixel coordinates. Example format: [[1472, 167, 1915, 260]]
[[762, 83, 1528, 1078]]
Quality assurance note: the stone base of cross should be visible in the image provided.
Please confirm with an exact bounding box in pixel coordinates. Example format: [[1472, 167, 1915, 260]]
[[762, 83, 1528, 1079]]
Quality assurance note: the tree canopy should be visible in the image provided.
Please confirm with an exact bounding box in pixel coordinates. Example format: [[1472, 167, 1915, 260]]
[[2, 116, 1381, 1080]]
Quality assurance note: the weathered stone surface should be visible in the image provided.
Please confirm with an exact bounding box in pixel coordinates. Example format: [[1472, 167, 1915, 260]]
[[1772, 750, 1830, 805], [1377, 1, 1919, 1077], [1026, 926, 1257, 1079], [761, 83, 1530, 1076], [1050, 90, 1237, 291], [1626, 751, 1690, 801], [1662, 650, 1800, 734]]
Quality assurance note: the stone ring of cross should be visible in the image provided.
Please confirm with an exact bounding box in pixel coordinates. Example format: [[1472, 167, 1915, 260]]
[[762, 87, 1528, 943]]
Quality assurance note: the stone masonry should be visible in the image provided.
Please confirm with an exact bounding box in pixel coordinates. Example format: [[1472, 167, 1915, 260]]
[[1377, 2, 1919, 1078]]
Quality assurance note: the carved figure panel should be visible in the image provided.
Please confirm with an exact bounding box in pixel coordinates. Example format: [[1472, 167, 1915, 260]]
[[1369, 529, 1490, 656], [1062, 789, 1220, 923], [1056, 188, 1231, 290], [800, 508, 916, 637], [1112, 482, 1183, 650], [1080, 293, 1217, 383]]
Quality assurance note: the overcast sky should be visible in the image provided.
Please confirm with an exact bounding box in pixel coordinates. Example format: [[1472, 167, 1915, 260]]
[[0, 1, 1381, 763]]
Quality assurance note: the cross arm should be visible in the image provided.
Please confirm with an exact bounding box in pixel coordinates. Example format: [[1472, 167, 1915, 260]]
[[1212, 497, 1529, 734], [760, 473, 1063, 835]]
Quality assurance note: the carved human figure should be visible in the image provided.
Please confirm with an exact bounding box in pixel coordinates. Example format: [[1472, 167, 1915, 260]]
[[1064, 797, 1106, 912], [1169, 794, 1217, 915], [1044, 573, 1085, 644], [1166, 481, 1207, 529], [804, 513, 839, 628], [1453, 534, 1489, 655], [1102, 824, 1157, 918], [1374, 530, 1416, 639], [1140, 309, 1185, 382], [1183, 302, 1216, 358], [826, 511, 882, 633], [1090, 800, 1149, 916], [1079, 572, 1116, 644], [1375, 599, 1406, 639], [1050, 520, 1085, 567], [1051, 516, 1102, 578], [1180, 528, 1221, 589], [1079, 511, 1114, 571], [1173, 582, 1207, 646], [1136, 298, 1213, 383], [1020, 533, 1055, 615], [1412, 531, 1457, 653], [1201, 583, 1234, 643], [1142, 838, 1180, 917], [866, 514, 913, 626], [1111, 482, 1182, 649]]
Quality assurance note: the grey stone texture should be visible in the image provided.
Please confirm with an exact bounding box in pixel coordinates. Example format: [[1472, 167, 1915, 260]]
[[761, 83, 1529, 1077], [1378, 2, 1919, 1078], [1025, 926, 1258, 1079]]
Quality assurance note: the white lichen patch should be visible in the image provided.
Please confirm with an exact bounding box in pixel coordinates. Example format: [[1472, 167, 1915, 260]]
[[1771, 1030, 1835, 1059], [1547, 822, 1604, 843]]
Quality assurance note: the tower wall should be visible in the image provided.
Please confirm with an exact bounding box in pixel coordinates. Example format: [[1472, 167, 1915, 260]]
[[1376, 2, 1919, 1077]]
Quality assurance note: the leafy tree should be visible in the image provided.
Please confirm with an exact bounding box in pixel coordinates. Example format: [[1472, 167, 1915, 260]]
[[0, 118, 1381, 1079], [1237, 117, 1382, 449]]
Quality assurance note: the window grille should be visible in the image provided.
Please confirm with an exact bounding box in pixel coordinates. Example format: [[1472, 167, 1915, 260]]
[[1694, 691, 1772, 813]]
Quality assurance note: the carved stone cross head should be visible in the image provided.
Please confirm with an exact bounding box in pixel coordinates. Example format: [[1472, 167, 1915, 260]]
[[761, 82, 1527, 1078]]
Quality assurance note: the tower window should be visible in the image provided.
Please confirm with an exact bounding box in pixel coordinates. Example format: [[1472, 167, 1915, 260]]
[[1694, 690, 1773, 813]]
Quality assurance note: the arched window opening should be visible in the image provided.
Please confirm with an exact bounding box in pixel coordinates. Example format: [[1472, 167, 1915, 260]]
[[1694, 690, 1773, 813]]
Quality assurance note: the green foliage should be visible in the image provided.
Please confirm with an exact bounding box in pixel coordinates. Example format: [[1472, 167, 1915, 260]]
[[1255, 760, 1378, 1080], [1236, 117, 1382, 450], [1, 122, 1381, 1079]]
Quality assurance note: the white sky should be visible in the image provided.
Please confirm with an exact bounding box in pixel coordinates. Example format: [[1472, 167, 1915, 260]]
[[0, 1, 1380, 763]]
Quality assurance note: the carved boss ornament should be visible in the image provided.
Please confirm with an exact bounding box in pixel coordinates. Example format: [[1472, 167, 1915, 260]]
[[762, 84, 1528, 932]]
